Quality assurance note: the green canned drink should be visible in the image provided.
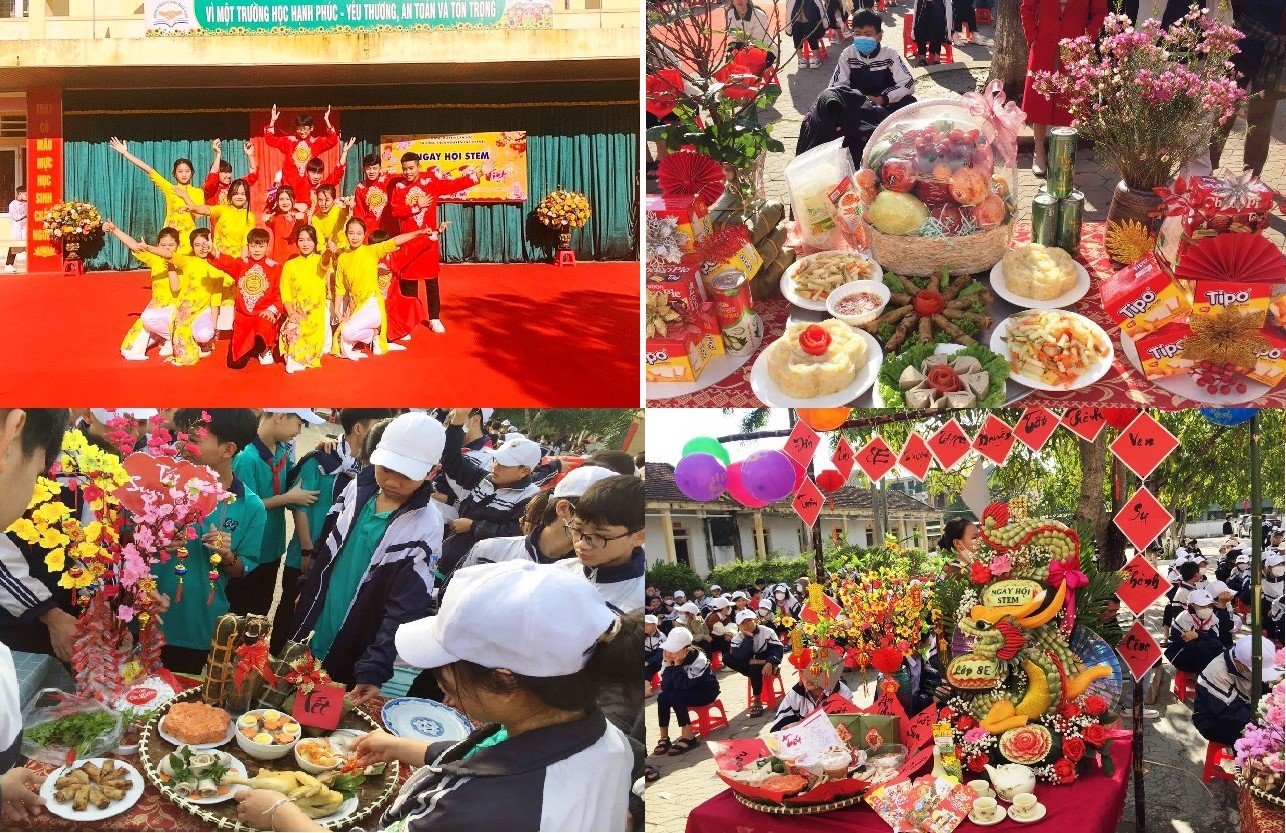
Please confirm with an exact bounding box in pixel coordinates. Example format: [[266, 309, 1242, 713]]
[[1047, 127, 1078, 198], [1031, 194, 1059, 246], [1057, 190, 1085, 254]]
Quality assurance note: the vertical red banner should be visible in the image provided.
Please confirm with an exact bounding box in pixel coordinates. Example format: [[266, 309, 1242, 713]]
[[26, 88, 63, 274]]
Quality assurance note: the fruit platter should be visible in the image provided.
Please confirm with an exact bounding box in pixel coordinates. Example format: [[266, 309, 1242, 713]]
[[139, 687, 400, 830]]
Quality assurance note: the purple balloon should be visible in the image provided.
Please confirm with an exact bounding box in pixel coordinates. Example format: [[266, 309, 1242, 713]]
[[741, 449, 797, 503], [726, 461, 770, 508], [674, 453, 727, 502]]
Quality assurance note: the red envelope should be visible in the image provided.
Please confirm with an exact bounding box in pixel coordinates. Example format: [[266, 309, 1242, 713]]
[[708, 738, 771, 771]]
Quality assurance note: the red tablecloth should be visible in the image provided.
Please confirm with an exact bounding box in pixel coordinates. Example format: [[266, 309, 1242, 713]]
[[685, 730, 1134, 833], [1239, 785, 1284, 833], [649, 222, 1286, 409]]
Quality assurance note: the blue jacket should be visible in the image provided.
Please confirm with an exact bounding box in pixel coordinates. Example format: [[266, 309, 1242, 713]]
[[1193, 650, 1253, 746], [661, 648, 720, 702], [289, 466, 443, 687]]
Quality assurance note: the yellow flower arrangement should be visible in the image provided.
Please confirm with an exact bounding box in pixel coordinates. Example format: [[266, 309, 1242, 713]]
[[536, 189, 592, 230], [42, 201, 103, 240]]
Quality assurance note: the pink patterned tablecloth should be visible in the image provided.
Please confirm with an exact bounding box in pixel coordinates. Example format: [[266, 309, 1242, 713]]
[[648, 222, 1286, 410]]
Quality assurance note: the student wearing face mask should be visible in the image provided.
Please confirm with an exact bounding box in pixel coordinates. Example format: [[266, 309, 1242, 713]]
[[1204, 581, 1243, 648], [1262, 552, 1285, 644], [1165, 589, 1225, 674], [1164, 561, 1202, 628], [1229, 553, 1252, 599]]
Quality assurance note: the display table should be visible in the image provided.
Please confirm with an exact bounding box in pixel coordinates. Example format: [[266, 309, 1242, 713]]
[[1239, 785, 1284, 833], [686, 729, 1134, 833], [649, 222, 1286, 409]]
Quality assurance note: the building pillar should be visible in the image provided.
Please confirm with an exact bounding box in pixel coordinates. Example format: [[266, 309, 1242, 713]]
[[661, 508, 677, 564], [919, 517, 929, 549], [842, 515, 849, 545], [753, 510, 766, 560]]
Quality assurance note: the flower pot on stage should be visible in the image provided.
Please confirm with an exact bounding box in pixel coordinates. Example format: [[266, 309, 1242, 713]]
[[556, 226, 575, 266]]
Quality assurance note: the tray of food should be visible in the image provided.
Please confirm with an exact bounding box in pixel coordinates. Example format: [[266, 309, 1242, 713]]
[[139, 687, 400, 830]]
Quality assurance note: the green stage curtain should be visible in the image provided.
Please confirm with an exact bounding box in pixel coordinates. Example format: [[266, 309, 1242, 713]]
[[64, 104, 637, 270]]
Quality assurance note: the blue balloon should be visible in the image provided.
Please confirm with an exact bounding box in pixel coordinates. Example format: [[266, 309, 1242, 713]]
[[1199, 408, 1257, 426], [673, 453, 727, 502]]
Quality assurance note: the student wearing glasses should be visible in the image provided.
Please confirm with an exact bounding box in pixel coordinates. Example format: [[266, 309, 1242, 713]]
[[556, 475, 645, 615]]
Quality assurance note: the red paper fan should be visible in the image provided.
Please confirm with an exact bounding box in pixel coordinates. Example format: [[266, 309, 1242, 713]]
[[1175, 232, 1286, 284], [657, 150, 727, 206]]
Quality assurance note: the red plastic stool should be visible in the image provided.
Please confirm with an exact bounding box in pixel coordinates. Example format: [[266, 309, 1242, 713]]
[[1173, 669, 1196, 702], [650, 672, 661, 693], [691, 700, 730, 736], [710, 651, 723, 671], [1202, 742, 1235, 782], [747, 672, 786, 709], [903, 14, 955, 63], [976, 7, 993, 25]]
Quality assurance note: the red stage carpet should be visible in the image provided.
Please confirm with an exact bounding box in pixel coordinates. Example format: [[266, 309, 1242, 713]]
[[0, 262, 640, 406]]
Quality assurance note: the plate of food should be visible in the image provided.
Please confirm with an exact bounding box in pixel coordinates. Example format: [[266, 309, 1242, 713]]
[[875, 343, 1009, 408], [861, 270, 993, 352], [781, 251, 883, 311], [381, 697, 474, 744], [157, 701, 235, 750], [157, 746, 247, 804], [749, 320, 883, 407], [219, 768, 364, 822], [991, 309, 1113, 391], [41, 758, 145, 822], [990, 243, 1091, 310]]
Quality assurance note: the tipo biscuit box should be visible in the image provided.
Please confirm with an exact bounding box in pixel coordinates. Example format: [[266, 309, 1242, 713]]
[[646, 194, 714, 255], [1248, 329, 1286, 389], [1191, 280, 1271, 328], [1133, 321, 1195, 380], [646, 302, 725, 383], [1101, 253, 1191, 339]]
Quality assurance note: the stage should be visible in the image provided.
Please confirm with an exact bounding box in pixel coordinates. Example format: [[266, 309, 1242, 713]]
[[0, 262, 640, 406]]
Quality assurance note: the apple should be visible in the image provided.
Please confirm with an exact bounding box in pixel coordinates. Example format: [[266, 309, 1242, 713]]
[[929, 202, 968, 236], [973, 192, 1007, 229], [949, 167, 990, 206], [881, 157, 917, 192]]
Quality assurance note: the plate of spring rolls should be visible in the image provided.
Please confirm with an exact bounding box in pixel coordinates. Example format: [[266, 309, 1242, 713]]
[[156, 745, 248, 804], [41, 758, 145, 821]]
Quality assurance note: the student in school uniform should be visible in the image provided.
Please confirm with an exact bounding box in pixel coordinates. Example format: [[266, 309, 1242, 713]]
[[228, 409, 324, 618], [727, 609, 785, 717], [1229, 553, 1253, 599], [770, 654, 854, 732], [438, 408, 543, 575], [1193, 635, 1284, 746], [882, 637, 949, 716], [1166, 589, 1226, 675], [4, 186, 25, 273], [1263, 552, 1285, 644], [704, 596, 735, 658], [674, 602, 710, 653], [288, 411, 447, 704], [152, 409, 267, 675], [645, 615, 664, 686], [271, 408, 395, 654], [556, 475, 646, 615], [1204, 580, 1244, 647], [1164, 560, 1202, 628], [652, 627, 720, 757]]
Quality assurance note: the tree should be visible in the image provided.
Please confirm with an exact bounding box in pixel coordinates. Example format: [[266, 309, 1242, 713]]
[[494, 409, 637, 448], [988, 0, 1029, 102]]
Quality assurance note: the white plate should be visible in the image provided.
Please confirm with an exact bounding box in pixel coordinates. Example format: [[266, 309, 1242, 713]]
[[160, 751, 248, 805], [989, 258, 1091, 310], [381, 697, 473, 744], [749, 328, 884, 407], [1008, 803, 1048, 823], [968, 808, 1007, 826], [158, 711, 236, 750], [990, 311, 1114, 392], [647, 349, 755, 400], [41, 758, 145, 822], [780, 251, 883, 311], [1119, 331, 1271, 405], [312, 794, 360, 826]]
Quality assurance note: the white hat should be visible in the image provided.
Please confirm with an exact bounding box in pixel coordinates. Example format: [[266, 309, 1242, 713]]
[[1233, 635, 1285, 682], [370, 412, 446, 480], [644, 614, 659, 625], [735, 609, 758, 624], [264, 408, 325, 424], [395, 560, 616, 676], [492, 437, 542, 469], [501, 419, 512, 427], [1265, 553, 1286, 568], [553, 465, 617, 498], [660, 627, 693, 653], [758, 599, 773, 611], [90, 408, 158, 424], [1205, 581, 1232, 599], [709, 597, 731, 610], [709, 584, 722, 591], [678, 602, 700, 615], [1237, 554, 1251, 564], [1187, 589, 1214, 607], [673, 590, 686, 599], [731, 590, 748, 601]]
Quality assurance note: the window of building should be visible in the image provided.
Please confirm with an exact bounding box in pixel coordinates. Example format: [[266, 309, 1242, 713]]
[[0, 114, 25, 139], [671, 521, 691, 570], [0, 0, 27, 18]]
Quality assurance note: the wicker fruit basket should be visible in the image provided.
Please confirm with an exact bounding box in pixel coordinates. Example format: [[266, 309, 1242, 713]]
[[859, 216, 1013, 277]]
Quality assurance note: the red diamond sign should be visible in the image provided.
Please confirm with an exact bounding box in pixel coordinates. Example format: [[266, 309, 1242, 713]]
[[1110, 412, 1179, 481], [1118, 619, 1164, 682], [783, 421, 821, 470], [927, 419, 971, 470], [1061, 408, 1109, 442], [972, 414, 1016, 466], [1013, 407, 1061, 451], [1117, 554, 1173, 617], [832, 438, 855, 480], [856, 437, 897, 483], [793, 477, 825, 528], [1113, 486, 1174, 552], [898, 434, 933, 480]]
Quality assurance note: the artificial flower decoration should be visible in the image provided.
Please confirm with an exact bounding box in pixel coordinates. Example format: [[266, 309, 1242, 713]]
[[42, 201, 103, 239], [536, 189, 592, 230]]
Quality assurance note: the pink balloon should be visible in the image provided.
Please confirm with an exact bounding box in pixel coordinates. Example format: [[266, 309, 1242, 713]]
[[726, 461, 770, 508], [741, 450, 797, 503]]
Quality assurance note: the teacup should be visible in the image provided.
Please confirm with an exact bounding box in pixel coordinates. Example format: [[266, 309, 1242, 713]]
[[1012, 792, 1038, 817], [968, 779, 993, 798], [972, 797, 999, 820]]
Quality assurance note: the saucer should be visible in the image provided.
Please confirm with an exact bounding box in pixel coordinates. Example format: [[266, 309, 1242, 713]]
[[968, 808, 1006, 826], [1008, 803, 1047, 823]]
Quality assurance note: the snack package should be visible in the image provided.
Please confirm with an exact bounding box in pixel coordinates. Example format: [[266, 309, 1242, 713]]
[[1100, 253, 1191, 338], [1191, 280, 1271, 327], [1247, 329, 1286, 388], [21, 689, 125, 766], [645, 302, 724, 383], [1133, 321, 1196, 380], [1156, 173, 1281, 272], [646, 194, 713, 256], [689, 226, 764, 292], [786, 138, 855, 249], [646, 260, 707, 314]]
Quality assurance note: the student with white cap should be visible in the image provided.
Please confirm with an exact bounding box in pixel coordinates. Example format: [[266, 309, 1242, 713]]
[[438, 408, 543, 576], [1203, 580, 1243, 647], [1263, 551, 1286, 644], [1229, 552, 1253, 599], [1193, 634, 1285, 747], [1166, 588, 1225, 673], [674, 602, 711, 652], [240, 560, 636, 832], [287, 411, 447, 706], [1163, 560, 1203, 628], [645, 615, 664, 687], [704, 596, 735, 659], [728, 608, 785, 717], [228, 408, 325, 617], [652, 626, 720, 758]]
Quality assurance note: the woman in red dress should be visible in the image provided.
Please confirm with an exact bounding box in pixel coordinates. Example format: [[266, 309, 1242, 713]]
[[1020, 0, 1107, 175]]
